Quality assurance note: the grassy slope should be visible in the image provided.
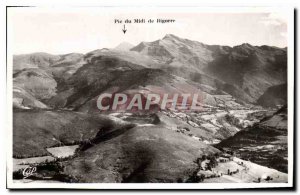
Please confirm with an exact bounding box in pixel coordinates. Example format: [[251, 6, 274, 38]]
[[13, 109, 133, 158], [257, 83, 287, 108], [62, 125, 219, 183]]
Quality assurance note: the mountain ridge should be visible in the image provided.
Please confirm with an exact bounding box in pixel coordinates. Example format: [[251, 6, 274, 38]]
[[12, 34, 289, 183], [13, 34, 287, 109]]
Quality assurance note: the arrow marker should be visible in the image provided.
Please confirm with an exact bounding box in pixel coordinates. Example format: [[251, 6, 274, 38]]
[[122, 24, 127, 34]]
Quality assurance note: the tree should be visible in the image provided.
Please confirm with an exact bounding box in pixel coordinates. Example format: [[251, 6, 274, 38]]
[[199, 174, 205, 182]]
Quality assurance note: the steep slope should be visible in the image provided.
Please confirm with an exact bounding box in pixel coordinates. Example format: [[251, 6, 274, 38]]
[[13, 68, 57, 100], [13, 52, 60, 72], [13, 109, 133, 158], [62, 125, 219, 183], [131, 34, 287, 105], [84, 48, 160, 68], [13, 68, 57, 109], [13, 52, 85, 84], [50, 52, 232, 112], [257, 83, 287, 108], [13, 53, 86, 108], [131, 34, 213, 71], [50, 53, 86, 85], [13, 52, 84, 72], [13, 86, 48, 109], [48, 55, 173, 110], [13, 35, 287, 109], [216, 105, 288, 173], [13, 108, 221, 183], [206, 44, 287, 103]]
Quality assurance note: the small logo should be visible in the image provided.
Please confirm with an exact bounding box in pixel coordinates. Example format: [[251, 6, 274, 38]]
[[22, 166, 37, 178]]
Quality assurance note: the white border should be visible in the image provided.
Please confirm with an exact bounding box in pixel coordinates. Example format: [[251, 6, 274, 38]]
[[6, 6, 294, 189]]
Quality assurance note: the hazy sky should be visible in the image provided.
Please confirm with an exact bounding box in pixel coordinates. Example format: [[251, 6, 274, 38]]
[[8, 7, 288, 55]]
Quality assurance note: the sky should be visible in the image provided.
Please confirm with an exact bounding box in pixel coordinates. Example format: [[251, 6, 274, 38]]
[[8, 7, 288, 55]]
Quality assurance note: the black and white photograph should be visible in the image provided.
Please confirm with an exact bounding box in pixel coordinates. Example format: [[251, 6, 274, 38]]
[[5, 6, 294, 189]]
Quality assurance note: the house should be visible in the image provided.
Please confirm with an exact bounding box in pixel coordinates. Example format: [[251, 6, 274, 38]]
[[218, 157, 229, 163]]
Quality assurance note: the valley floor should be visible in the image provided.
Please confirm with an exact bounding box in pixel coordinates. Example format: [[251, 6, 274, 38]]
[[13, 156, 287, 184], [12, 107, 287, 184], [201, 157, 287, 183]]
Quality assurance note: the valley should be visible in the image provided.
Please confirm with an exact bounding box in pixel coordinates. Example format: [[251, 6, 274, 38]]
[[12, 34, 288, 183]]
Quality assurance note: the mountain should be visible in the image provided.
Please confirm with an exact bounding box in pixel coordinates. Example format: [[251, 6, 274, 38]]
[[62, 124, 219, 183], [131, 34, 213, 70], [13, 68, 57, 109], [13, 34, 287, 109], [13, 52, 60, 72], [12, 34, 287, 147], [48, 55, 172, 110], [12, 34, 288, 183], [13, 109, 134, 158], [131, 34, 287, 104], [216, 105, 288, 173], [13, 53, 86, 109], [13, 108, 220, 182], [257, 83, 287, 108], [114, 42, 134, 51]]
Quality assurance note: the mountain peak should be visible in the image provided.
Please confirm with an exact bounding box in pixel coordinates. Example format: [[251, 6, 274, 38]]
[[114, 42, 134, 51], [233, 43, 257, 53], [163, 34, 180, 40], [239, 43, 255, 49]]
